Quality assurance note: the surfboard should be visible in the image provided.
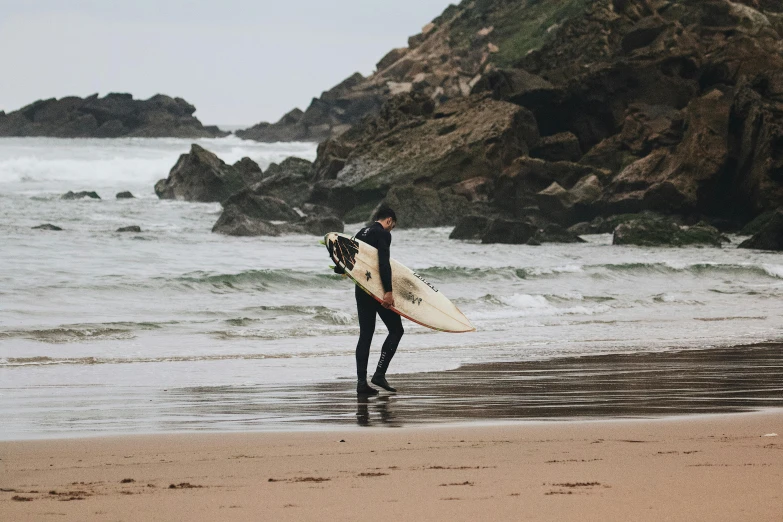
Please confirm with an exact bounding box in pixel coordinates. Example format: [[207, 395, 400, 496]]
[[324, 232, 475, 333]]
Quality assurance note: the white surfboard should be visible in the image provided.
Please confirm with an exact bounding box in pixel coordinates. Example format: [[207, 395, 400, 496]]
[[325, 232, 475, 333]]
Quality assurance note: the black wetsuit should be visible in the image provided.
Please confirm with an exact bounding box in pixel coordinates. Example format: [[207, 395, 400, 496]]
[[352, 222, 404, 381]]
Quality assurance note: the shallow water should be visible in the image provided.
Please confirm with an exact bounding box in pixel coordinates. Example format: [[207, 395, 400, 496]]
[[1, 137, 783, 439]]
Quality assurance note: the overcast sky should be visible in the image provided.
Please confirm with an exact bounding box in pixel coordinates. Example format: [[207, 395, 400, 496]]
[[0, 0, 455, 125]]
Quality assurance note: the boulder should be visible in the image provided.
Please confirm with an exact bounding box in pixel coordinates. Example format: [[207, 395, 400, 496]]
[[32, 223, 63, 231], [232, 157, 264, 186], [219, 191, 300, 222], [212, 209, 283, 237], [212, 208, 344, 237], [376, 185, 472, 228], [470, 68, 558, 110], [116, 191, 135, 199], [449, 215, 491, 240], [739, 210, 778, 236], [530, 132, 582, 163], [252, 157, 313, 208], [309, 94, 538, 214], [738, 209, 783, 250], [481, 218, 538, 244], [298, 216, 344, 236], [612, 218, 722, 247], [155, 144, 246, 202], [62, 191, 100, 200], [116, 226, 141, 233], [532, 224, 586, 244], [0, 93, 226, 138]]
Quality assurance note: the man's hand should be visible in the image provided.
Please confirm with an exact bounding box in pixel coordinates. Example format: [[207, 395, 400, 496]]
[[382, 291, 395, 309]]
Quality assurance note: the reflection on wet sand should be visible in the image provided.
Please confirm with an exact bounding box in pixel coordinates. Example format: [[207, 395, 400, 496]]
[[163, 343, 783, 431]]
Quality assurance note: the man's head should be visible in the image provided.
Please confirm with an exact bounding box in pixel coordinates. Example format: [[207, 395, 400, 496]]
[[375, 207, 397, 232]]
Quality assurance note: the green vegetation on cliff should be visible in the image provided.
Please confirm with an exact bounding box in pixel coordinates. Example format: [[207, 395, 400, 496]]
[[442, 0, 589, 68]]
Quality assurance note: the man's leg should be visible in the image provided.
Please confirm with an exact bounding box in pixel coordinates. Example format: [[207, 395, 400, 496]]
[[371, 306, 404, 392], [355, 287, 379, 395]]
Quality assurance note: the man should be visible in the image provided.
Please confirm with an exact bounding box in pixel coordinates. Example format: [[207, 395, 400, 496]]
[[339, 207, 404, 395]]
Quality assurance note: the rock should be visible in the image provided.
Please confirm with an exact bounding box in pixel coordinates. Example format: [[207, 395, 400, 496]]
[[297, 216, 344, 236], [155, 144, 247, 202], [530, 132, 582, 163], [567, 221, 597, 235], [533, 224, 586, 244], [236, 73, 384, 143], [470, 68, 558, 110], [62, 191, 100, 200], [536, 182, 573, 222], [252, 157, 313, 208], [493, 157, 604, 218], [481, 218, 537, 244], [116, 191, 135, 199], [212, 208, 344, 237], [377, 48, 409, 72], [116, 226, 141, 232], [212, 208, 283, 237], [612, 218, 722, 247], [738, 209, 783, 250], [232, 157, 264, 186], [0, 93, 226, 138], [310, 94, 537, 215], [219, 191, 300, 222], [32, 223, 62, 230], [449, 215, 491, 240], [621, 17, 667, 54], [377, 185, 472, 228], [739, 210, 778, 236], [449, 177, 494, 203]]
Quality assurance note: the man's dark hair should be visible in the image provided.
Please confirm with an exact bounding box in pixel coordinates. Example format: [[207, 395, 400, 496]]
[[375, 206, 397, 222]]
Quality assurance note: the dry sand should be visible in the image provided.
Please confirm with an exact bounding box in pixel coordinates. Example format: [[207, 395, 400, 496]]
[[1, 410, 781, 521]]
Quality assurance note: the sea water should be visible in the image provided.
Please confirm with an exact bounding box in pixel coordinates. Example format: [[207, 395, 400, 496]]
[[1, 137, 782, 438]]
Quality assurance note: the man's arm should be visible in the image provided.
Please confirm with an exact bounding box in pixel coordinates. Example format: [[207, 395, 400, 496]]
[[378, 231, 394, 307]]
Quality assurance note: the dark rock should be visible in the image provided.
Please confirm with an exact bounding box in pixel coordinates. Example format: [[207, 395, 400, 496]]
[[378, 185, 472, 228], [297, 216, 344, 236], [236, 73, 384, 143], [116, 226, 141, 233], [61, 191, 100, 200], [738, 209, 783, 250], [252, 157, 313, 208], [470, 68, 558, 110], [481, 218, 537, 244], [212, 208, 283, 237], [32, 223, 62, 231], [493, 157, 605, 219], [567, 221, 597, 236], [621, 17, 667, 54], [533, 224, 586, 244], [739, 210, 778, 236], [211, 208, 344, 237], [530, 132, 582, 163], [155, 144, 246, 202], [116, 191, 135, 199], [311, 94, 537, 215], [449, 215, 491, 240], [220, 191, 300, 222], [232, 157, 264, 186], [612, 218, 722, 247], [0, 93, 226, 138]]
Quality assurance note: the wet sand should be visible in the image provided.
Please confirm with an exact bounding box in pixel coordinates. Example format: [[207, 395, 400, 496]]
[[167, 343, 783, 431], [1, 411, 781, 521]]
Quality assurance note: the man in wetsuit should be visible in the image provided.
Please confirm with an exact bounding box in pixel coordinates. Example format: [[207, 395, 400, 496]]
[[345, 207, 403, 395]]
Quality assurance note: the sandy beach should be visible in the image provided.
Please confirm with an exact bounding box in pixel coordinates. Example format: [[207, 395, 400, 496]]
[[2, 410, 781, 521]]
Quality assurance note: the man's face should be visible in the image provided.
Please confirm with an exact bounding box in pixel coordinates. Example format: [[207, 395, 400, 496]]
[[380, 217, 396, 231]]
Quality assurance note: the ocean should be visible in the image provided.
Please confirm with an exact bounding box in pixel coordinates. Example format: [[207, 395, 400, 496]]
[[1, 137, 782, 439]]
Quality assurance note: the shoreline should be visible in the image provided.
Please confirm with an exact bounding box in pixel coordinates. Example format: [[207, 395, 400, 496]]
[[3, 342, 782, 440], [2, 411, 781, 521]]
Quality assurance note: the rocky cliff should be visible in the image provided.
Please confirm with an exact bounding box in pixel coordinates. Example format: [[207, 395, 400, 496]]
[[294, 0, 783, 231], [0, 93, 227, 138]]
